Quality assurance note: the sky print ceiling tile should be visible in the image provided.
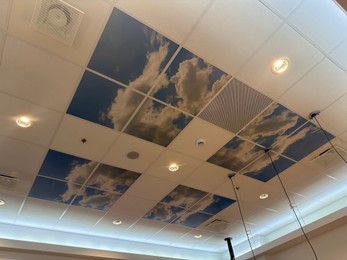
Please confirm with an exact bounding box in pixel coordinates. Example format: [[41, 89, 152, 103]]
[[72, 187, 121, 211], [173, 210, 213, 228], [88, 8, 179, 94], [207, 136, 263, 172], [86, 164, 141, 193], [28, 176, 81, 205], [124, 98, 192, 147], [242, 153, 295, 182], [151, 48, 231, 115], [144, 203, 186, 224], [38, 150, 96, 185], [277, 121, 334, 161], [239, 103, 307, 149], [161, 185, 208, 209], [190, 194, 235, 215], [67, 70, 145, 131]]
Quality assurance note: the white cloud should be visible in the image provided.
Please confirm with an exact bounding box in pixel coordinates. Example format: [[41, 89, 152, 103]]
[[78, 192, 120, 211], [146, 203, 182, 222], [166, 186, 207, 208]]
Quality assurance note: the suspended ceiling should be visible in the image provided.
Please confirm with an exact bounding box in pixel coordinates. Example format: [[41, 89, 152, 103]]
[[0, 0, 347, 259]]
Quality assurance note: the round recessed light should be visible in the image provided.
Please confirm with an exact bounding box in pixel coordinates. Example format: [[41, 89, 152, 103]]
[[112, 220, 122, 225], [194, 234, 202, 239], [168, 163, 179, 172], [16, 116, 31, 128], [0, 199, 5, 206], [195, 138, 206, 147], [259, 193, 269, 200], [127, 151, 140, 160], [271, 57, 289, 74]]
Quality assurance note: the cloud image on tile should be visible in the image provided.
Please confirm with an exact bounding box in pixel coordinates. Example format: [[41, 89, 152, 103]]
[[173, 210, 212, 228], [242, 153, 295, 182], [161, 185, 208, 208], [67, 71, 145, 130], [38, 150, 95, 184], [144, 203, 186, 223], [28, 176, 81, 204], [72, 187, 121, 211], [278, 121, 334, 161], [239, 103, 307, 149], [88, 8, 178, 94], [190, 194, 235, 215], [124, 98, 192, 146], [208, 136, 263, 172], [86, 164, 141, 193], [151, 48, 231, 115]]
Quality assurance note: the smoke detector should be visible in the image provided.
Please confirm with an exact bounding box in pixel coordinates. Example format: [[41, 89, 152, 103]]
[[31, 0, 84, 46]]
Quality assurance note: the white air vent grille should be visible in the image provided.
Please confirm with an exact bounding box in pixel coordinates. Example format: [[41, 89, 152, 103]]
[[311, 146, 347, 169], [205, 219, 230, 232], [31, 0, 84, 46], [0, 174, 18, 191]]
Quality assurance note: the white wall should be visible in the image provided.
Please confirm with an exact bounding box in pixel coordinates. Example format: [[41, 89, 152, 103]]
[[266, 222, 347, 260]]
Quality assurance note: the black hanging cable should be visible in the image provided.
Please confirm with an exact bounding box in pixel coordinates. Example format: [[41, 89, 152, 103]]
[[228, 173, 256, 260], [309, 111, 347, 164], [265, 150, 318, 260]]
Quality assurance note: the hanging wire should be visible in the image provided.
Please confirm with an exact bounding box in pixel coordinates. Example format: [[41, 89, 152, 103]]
[[228, 173, 256, 260], [265, 150, 318, 260], [309, 111, 347, 164]]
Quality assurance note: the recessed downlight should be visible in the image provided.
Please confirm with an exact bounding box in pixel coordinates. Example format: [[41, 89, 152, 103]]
[[259, 193, 269, 200], [127, 151, 140, 160], [0, 199, 5, 206], [168, 163, 179, 172], [16, 116, 31, 128], [112, 220, 122, 225], [194, 234, 202, 239], [271, 57, 289, 74]]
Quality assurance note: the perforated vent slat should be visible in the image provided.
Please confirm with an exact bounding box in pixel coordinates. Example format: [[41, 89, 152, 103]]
[[199, 79, 273, 133], [31, 0, 84, 46]]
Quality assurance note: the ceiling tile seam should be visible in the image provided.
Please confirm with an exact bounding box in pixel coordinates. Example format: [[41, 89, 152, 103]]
[[0, 29, 8, 65], [86, 211, 110, 234], [14, 196, 28, 221], [327, 37, 347, 73], [0, 133, 51, 154], [195, 76, 234, 118], [259, 0, 307, 22], [1, 0, 12, 32]]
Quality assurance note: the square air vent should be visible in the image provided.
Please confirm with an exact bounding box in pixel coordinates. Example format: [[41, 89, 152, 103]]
[[310, 146, 347, 169], [31, 0, 84, 46]]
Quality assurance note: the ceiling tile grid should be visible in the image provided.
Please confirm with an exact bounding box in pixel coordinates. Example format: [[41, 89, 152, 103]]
[[0, 1, 347, 258]]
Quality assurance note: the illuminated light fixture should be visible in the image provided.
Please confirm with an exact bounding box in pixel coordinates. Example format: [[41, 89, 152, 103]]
[[0, 199, 5, 206], [194, 234, 202, 239], [259, 193, 269, 200], [168, 163, 179, 172], [271, 57, 290, 74], [16, 116, 32, 128], [112, 220, 122, 225]]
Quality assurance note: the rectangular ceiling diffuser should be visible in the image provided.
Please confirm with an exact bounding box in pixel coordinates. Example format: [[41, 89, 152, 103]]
[[311, 146, 347, 169], [31, 0, 84, 46]]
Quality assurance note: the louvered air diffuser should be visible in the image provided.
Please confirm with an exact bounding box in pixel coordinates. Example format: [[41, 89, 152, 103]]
[[31, 0, 84, 46], [311, 146, 347, 169]]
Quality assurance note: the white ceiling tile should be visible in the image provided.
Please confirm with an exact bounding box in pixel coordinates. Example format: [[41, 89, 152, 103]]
[[289, 0, 347, 53], [145, 149, 201, 183], [330, 39, 347, 72], [0, 0, 10, 29], [90, 212, 139, 238], [16, 198, 68, 229], [115, 0, 212, 44], [55, 205, 105, 234], [0, 135, 47, 175], [182, 162, 230, 193], [171, 229, 215, 249], [278, 59, 347, 118], [320, 94, 347, 136], [237, 24, 323, 100], [244, 207, 280, 227], [51, 115, 120, 161], [103, 133, 164, 173], [119, 218, 167, 242], [325, 161, 347, 182], [184, 0, 282, 75], [0, 93, 63, 146], [0, 193, 25, 224], [147, 224, 192, 246], [0, 36, 83, 112], [8, 0, 112, 66], [260, 0, 303, 18], [125, 175, 177, 201], [109, 194, 158, 217], [169, 118, 234, 161]]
